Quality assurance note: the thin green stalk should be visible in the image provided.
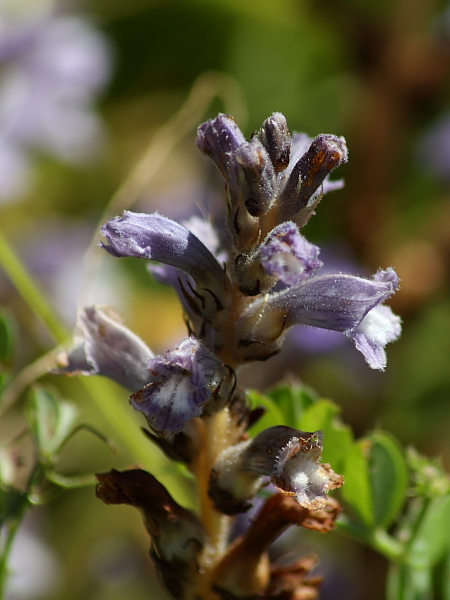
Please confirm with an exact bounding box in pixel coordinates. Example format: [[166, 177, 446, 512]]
[[0, 516, 25, 598], [0, 227, 69, 344], [337, 515, 404, 562], [0, 461, 42, 599]]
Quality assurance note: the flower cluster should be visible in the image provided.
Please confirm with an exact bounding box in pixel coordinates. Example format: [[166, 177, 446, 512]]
[[55, 112, 401, 599], [101, 113, 400, 371]]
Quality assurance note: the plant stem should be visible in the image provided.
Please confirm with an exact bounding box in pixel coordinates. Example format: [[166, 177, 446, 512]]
[[337, 515, 404, 562], [0, 227, 69, 344], [0, 516, 23, 599]]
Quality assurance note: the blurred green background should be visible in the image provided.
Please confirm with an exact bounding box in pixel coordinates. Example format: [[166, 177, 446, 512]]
[[1, 0, 450, 598]]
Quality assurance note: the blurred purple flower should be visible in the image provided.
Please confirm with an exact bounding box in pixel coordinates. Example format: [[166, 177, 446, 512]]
[[416, 113, 450, 180], [0, 4, 112, 202]]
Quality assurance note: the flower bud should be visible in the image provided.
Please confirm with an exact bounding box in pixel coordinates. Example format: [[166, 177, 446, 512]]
[[209, 439, 265, 515], [236, 137, 275, 217], [259, 112, 291, 173], [280, 133, 348, 224], [196, 114, 246, 186], [209, 425, 343, 515], [234, 249, 277, 296]]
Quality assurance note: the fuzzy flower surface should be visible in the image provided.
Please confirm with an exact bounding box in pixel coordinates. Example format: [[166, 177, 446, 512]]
[[209, 425, 344, 513], [271, 430, 344, 511], [259, 221, 323, 285], [130, 337, 227, 435]]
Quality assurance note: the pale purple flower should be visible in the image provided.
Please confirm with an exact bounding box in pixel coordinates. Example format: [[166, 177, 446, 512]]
[[54, 306, 155, 392], [101, 212, 227, 290], [240, 268, 400, 369], [351, 305, 401, 370], [130, 337, 227, 435], [101, 212, 232, 344]]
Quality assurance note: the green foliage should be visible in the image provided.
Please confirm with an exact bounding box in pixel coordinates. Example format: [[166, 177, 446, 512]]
[[27, 386, 79, 464], [0, 310, 15, 396], [407, 496, 450, 569], [26, 385, 116, 491], [298, 398, 353, 473], [257, 380, 450, 599], [268, 382, 316, 425], [247, 388, 287, 434], [369, 431, 409, 529], [407, 446, 450, 498]]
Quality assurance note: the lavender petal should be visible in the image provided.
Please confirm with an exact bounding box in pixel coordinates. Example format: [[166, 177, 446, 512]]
[[54, 306, 155, 392], [260, 221, 322, 285], [101, 211, 226, 287]]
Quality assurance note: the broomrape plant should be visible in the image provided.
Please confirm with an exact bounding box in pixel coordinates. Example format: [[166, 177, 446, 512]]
[[4, 110, 449, 600], [53, 112, 405, 599]]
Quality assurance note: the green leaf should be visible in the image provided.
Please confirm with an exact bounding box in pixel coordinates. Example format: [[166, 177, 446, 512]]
[[439, 546, 450, 600], [341, 439, 374, 528], [387, 563, 433, 600], [63, 423, 118, 456], [407, 495, 450, 569], [369, 431, 408, 529], [0, 371, 10, 397], [267, 382, 316, 426], [247, 389, 287, 435], [298, 399, 353, 472], [27, 386, 79, 462]]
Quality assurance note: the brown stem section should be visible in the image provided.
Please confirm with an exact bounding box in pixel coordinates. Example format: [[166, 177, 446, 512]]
[[190, 409, 243, 600]]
